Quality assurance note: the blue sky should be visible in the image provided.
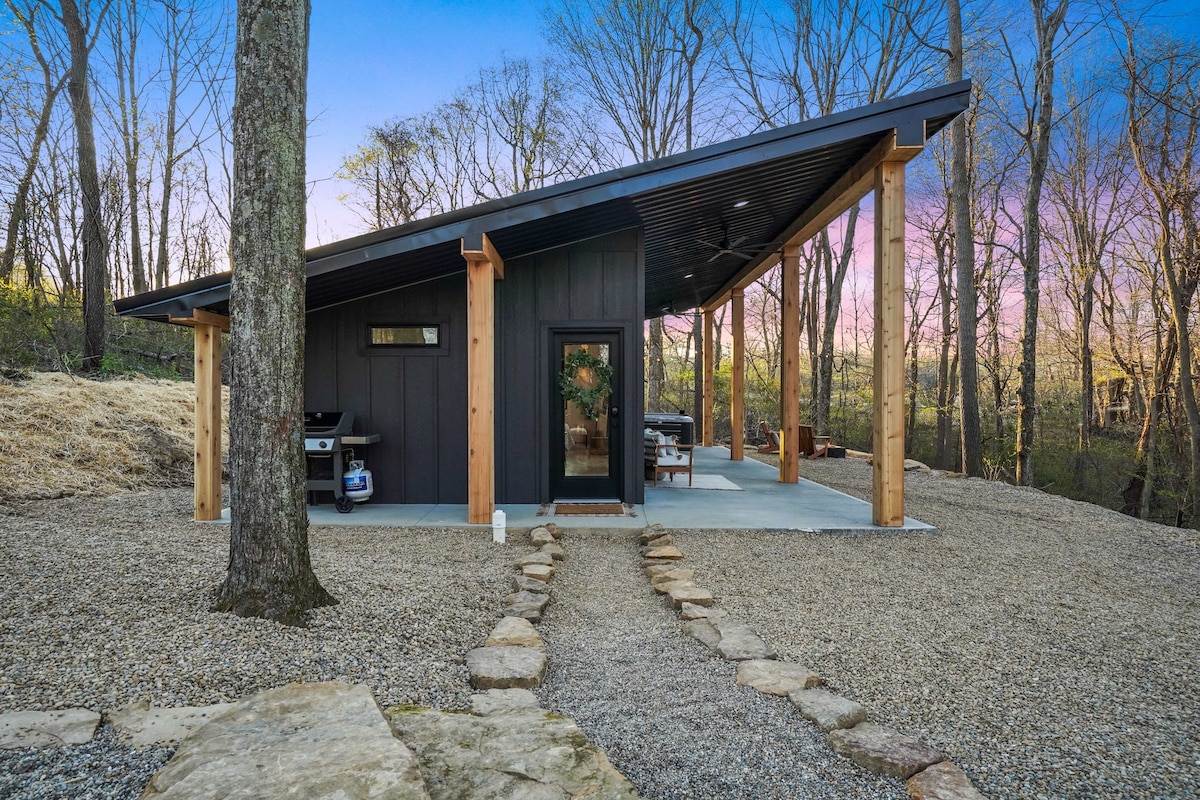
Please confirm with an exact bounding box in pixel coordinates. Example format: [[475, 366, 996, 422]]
[[301, 0, 1200, 247], [306, 0, 550, 244]]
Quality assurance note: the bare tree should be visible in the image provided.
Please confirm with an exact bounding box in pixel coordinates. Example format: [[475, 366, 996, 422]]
[[546, 0, 723, 413], [1044, 72, 1130, 452], [213, 0, 334, 625], [1005, 0, 1070, 485], [1, 1, 68, 285], [946, 0, 984, 475], [43, 0, 111, 372], [1121, 24, 1200, 518]]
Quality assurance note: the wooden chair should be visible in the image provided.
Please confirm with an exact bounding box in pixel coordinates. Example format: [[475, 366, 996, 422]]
[[798, 424, 832, 459], [644, 429, 695, 486], [756, 420, 780, 454]]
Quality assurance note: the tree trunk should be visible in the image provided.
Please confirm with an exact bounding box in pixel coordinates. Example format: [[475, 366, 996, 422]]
[[213, 0, 334, 626], [648, 317, 664, 412], [60, 0, 110, 373], [1015, 0, 1069, 486], [948, 0, 983, 476], [1078, 275, 1095, 450]]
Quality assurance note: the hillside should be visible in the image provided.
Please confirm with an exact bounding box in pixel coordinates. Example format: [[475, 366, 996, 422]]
[[0, 372, 227, 505]]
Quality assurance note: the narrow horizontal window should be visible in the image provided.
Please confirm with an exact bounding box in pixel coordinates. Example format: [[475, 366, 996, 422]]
[[368, 325, 440, 346]]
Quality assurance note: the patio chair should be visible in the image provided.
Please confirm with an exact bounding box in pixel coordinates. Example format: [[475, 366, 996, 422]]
[[645, 428, 694, 486], [756, 421, 780, 454], [798, 424, 833, 459]]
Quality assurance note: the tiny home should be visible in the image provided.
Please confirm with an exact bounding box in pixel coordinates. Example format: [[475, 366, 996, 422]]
[[115, 81, 970, 525]]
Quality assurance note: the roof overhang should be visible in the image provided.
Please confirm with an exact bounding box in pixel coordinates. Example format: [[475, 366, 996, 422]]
[[114, 80, 970, 323]]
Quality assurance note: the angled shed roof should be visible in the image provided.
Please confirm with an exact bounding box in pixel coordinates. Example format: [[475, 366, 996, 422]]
[[114, 80, 971, 322]]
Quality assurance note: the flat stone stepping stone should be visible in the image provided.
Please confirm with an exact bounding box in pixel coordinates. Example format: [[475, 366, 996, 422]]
[[678, 602, 725, 621], [504, 591, 550, 622], [512, 576, 552, 594], [828, 722, 947, 779], [466, 646, 548, 690], [907, 760, 990, 799], [644, 534, 673, 547], [540, 542, 566, 561], [519, 551, 554, 567], [638, 526, 667, 544], [683, 618, 722, 649], [736, 660, 821, 696], [789, 688, 866, 731], [543, 522, 561, 539], [522, 564, 555, 582], [643, 563, 678, 578], [468, 689, 540, 716], [529, 526, 555, 545], [666, 582, 714, 609], [387, 703, 638, 800], [0, 708, 100, 749], [650, 567, 694, 587], [707, 616, 775, 660], [108, 702, 236, 749], [484, 616, 544, 649], [641, 545, 684, 560], [142, 682, 429, 799]]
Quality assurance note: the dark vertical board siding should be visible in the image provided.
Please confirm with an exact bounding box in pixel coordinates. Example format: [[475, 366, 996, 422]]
[[436, 276, 468, 503], [496, 228, 642, 503], [301, 273, 466, 504], [368, 354, 406, 500], [402, 355, 439, 500], [567, 250, 605, 320], [303, 230, 642, 507], [304, 309, 339, 408]]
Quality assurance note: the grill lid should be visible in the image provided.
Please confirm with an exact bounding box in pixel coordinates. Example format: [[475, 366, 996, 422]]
[[304, 411, 354, 436]]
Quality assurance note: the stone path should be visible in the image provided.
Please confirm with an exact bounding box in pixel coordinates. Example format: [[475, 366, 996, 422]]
[[533, 528, 906, 799]]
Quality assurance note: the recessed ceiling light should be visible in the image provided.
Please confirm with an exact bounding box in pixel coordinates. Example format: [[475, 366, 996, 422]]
[[733, 199, 750, 208], [684, 273, 694, 278]]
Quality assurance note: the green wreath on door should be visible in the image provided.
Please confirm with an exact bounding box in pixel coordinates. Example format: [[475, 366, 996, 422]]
[[559, 348, 613, 422]]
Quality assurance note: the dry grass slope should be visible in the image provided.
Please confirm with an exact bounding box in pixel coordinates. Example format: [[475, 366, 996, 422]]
[[0, 372, 227, 504]]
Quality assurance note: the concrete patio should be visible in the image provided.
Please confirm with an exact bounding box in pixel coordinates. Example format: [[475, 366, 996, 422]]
[[288, 447, 936, 534]]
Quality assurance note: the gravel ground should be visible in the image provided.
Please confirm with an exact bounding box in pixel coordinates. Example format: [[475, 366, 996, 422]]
[[2, 469, 1197, 799], [675, 454, 1198, 799], [0, 488, 515, 799], [534, 529, 904, 799]]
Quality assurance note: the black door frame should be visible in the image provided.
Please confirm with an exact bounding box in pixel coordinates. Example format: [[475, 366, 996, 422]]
[[549, 329, 623, 501]]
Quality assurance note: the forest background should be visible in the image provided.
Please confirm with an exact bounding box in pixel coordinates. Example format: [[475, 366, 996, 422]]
[[1, 0, 1197, 528]]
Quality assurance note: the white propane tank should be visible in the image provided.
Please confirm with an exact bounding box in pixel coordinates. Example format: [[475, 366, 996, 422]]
[[343, 460, 374, 503]]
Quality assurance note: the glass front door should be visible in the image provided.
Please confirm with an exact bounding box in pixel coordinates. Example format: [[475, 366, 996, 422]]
[[551, 332, 622, 500]]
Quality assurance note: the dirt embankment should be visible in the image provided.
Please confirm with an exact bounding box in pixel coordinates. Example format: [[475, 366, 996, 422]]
[[0, 372, 227, 504]]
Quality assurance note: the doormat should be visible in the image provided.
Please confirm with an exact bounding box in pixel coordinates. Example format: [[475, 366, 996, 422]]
[[538, 503, 636, 517]]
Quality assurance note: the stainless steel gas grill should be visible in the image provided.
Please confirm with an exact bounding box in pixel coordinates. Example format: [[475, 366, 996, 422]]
[[304, 411, 356, 513]]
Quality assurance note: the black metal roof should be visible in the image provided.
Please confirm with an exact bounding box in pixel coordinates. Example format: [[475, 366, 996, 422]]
[[114, 80, 970, 322]]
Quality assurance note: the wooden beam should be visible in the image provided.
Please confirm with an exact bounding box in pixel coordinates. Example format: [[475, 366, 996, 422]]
[[466, 253, 496, 524], [702, 132, 925, 312], [169, 308, 230, 332], [780, 244, 801, 484], [702, 309, 715, 447], [873, 160, 907, 526], [193, 320, 223, 521], [730, 288, 745, 461], [462, 232, 504, 279]]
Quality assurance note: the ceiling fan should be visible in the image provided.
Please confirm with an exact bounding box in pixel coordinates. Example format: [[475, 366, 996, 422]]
[[696, 228, 780, 263]]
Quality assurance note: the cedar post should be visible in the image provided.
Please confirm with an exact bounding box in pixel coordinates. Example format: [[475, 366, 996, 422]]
[[730, 288, 745, 460], [780, 244, 801, 483], [169, 309, 228, 521], [873, 160, 907, 525], [463, 235, 504, 524], [702, 308, 715, 447]]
